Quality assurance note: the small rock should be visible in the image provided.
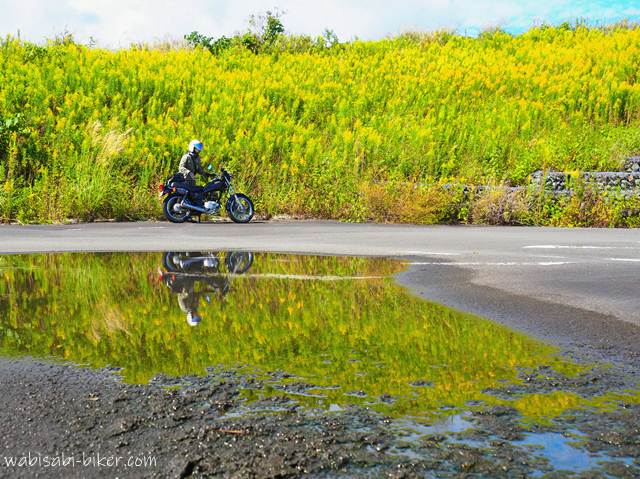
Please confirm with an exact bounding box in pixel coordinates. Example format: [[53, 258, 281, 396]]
[[409, 380, 433, 387]]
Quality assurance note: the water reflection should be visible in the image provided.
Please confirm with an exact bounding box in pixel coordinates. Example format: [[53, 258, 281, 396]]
[[160, 252, 254, 326], [0, 251, 615, 419]]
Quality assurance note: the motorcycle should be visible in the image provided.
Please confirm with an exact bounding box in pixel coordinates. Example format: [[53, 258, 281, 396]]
[[159, 166, 254, 223]]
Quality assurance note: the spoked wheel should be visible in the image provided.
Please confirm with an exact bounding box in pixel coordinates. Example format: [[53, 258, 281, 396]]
[[225, 251, 254, 274], [162, 252, 182, 272], [226, 194, 254, 224], [163, 194, 190, 223]]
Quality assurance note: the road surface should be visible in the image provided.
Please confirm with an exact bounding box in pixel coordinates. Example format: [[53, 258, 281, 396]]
[[1, 221, 639, 364]]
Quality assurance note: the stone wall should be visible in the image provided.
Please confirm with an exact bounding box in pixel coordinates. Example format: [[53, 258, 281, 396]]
[[531, 156, 640, 192], [624, 156, 640, 173]]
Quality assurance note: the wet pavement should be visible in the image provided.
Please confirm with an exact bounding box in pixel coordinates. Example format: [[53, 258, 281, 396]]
[[0, 252, 639, 477]]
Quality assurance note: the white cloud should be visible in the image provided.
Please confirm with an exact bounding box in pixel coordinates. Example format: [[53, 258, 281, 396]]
[[0, 0, 638, 47]]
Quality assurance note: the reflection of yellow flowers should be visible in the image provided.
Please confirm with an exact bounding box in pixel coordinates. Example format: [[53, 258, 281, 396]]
[[0, 252, 609, 424], [511, 392, 582, 422]]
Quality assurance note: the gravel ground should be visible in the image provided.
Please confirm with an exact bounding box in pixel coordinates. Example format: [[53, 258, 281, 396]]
[[0, 354, 638, 479]]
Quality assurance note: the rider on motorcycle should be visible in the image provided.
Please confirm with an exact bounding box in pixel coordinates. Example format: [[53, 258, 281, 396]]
[[179, 139, 209, 186]]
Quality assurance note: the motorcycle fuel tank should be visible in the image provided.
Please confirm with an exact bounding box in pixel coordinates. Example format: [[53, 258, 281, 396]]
[[203, 179, 225, 194]]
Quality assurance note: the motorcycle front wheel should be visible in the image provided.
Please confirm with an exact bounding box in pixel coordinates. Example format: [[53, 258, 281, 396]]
[[163, 194, 190, 223], [225, 251, 254, 274], [226, 194, 254, 224]]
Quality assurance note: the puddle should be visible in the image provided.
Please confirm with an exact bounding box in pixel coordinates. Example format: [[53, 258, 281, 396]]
[[0, 251, 630, 425], [517, 431, 600, 473], [385, 415, 637, 475], [390, 414, 474, 448], [1, 251, 640, 475]]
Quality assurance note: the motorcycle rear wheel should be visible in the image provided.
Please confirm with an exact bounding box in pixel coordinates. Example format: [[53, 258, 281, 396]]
[[163, 194, 190, 223]]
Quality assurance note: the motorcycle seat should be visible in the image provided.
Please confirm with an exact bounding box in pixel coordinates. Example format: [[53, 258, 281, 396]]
[[170, 181, 204, 193]]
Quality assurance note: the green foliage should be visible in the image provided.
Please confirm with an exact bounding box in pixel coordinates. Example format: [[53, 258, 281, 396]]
[[185, 10, 288, 55], [260, 10, 285, 44], [184, 31, 233, 55], [321, 29, 340, 48]]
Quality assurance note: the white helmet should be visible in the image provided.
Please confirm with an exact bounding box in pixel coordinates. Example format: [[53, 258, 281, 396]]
[[187, 311, 202, 327], [188, 139, 203, 154]]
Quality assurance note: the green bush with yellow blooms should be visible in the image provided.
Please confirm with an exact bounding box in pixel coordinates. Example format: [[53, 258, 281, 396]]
[[1, 23, 640, 225]]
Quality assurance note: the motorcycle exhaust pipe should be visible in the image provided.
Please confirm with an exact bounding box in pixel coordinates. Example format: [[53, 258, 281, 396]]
[[181, 199, 209, 214]]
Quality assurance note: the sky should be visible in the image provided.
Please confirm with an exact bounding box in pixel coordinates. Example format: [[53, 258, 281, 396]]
[[1, 0, 640, 47]]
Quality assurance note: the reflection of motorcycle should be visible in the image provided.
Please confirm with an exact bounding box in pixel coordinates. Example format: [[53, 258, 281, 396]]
[[162, 251, 253, 275], [159, 251, 253, 326]]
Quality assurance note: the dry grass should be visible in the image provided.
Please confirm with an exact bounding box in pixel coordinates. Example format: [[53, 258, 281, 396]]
[[470, 188, 531, 225], [360, 182, 464, 224]]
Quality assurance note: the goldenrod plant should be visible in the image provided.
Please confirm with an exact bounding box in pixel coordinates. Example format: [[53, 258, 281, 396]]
[[1, 23, 640, 224]]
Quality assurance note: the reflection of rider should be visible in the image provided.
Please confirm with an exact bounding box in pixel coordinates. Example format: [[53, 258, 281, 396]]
[[161, 252, 253, 326], [177, 285, 202, 326], [177, 277, 229, 326], [164, 270, 230, 327]]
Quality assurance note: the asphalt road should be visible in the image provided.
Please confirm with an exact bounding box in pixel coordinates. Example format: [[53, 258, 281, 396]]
[[1, 221, 639, 364]]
